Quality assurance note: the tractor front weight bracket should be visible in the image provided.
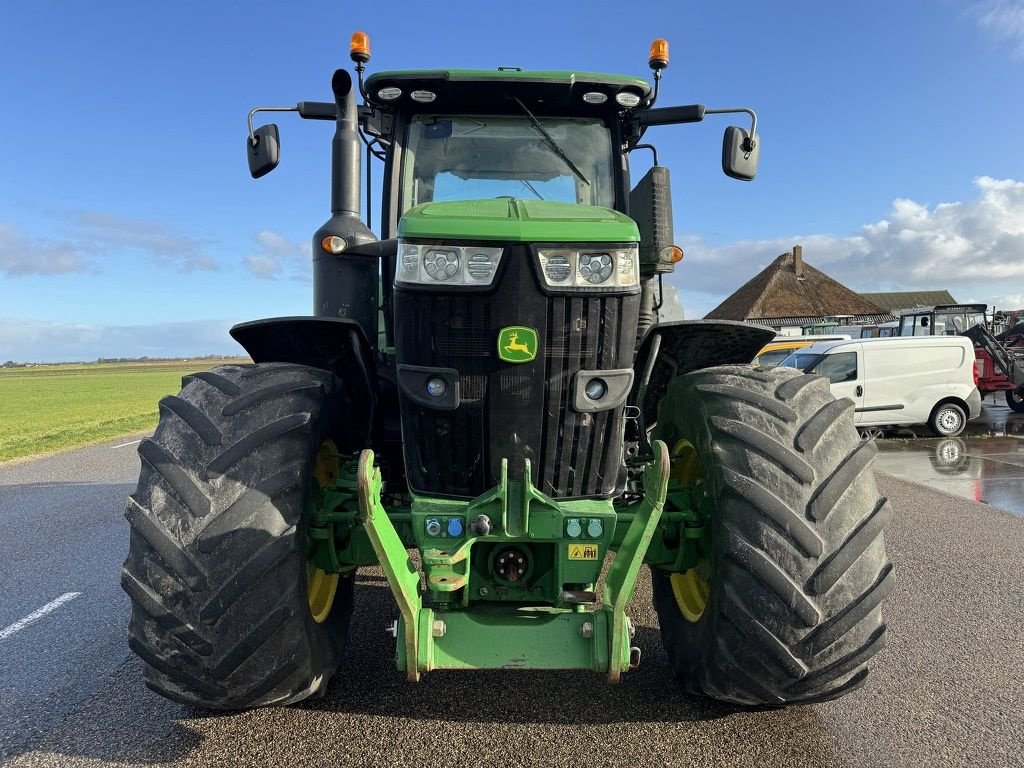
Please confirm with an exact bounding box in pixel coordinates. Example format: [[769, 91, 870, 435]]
[[604, 438, 669, 682], [359, 444, 669, 683], [357, 449, 424, 682]]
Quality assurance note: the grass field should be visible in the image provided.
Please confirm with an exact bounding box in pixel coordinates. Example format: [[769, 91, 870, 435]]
[[0, 359, 246, 463]]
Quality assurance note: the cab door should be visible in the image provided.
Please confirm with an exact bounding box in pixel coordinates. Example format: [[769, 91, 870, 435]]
[[811, 348, 865, 421]]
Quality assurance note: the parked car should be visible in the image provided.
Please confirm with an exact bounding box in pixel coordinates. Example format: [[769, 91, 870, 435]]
[[779, 336, 981, 436], [753, 334, 850, 367]]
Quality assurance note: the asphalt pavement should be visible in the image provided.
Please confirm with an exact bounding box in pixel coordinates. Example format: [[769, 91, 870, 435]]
[[1, 437, 1023, 767]]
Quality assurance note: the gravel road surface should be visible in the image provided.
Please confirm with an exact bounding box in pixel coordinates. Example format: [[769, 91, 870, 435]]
[[1, 439, 1022, 767]]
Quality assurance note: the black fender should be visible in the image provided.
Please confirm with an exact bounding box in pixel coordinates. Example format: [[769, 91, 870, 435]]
[[230, 316, 378, 443], [630, 319, 775, 428]]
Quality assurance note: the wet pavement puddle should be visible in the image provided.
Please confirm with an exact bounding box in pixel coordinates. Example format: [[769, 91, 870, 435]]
[[872, 401, 1024, 516]]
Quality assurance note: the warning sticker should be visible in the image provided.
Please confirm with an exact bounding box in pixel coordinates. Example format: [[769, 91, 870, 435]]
[[567, 544, 600, 561]]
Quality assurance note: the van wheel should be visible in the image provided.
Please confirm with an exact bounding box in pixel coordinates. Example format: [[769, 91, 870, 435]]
[[928, 402, 966, 437], [1006, 389, 1024, 414]]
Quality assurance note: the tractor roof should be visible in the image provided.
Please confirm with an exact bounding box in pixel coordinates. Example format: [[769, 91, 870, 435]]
[[365, 69, 652, 115], [899, 303, 987, 315]]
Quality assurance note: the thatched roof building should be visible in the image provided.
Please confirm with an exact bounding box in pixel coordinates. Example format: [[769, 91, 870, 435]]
[[858, 290, 957, 314], [705, 245, 893, 331]]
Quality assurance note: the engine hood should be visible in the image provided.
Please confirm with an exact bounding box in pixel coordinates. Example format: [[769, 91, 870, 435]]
[[398, 199, 640, 243]]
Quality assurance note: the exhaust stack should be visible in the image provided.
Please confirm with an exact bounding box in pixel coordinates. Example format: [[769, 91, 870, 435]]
[[312, 68, 379, 345]]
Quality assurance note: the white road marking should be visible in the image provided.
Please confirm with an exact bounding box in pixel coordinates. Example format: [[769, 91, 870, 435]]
[[111, 439, 141, 449], [0, 592, 82, 642]]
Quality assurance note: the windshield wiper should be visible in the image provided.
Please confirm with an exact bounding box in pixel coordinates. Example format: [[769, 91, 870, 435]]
[[512, 97, 590, 188], [521, 179, 545, 200]]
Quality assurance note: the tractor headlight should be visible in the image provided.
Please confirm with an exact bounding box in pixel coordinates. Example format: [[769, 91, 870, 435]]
[[423, 249, 459, 281], [396, 242, 504, 287], [536, 246, 640, 292]]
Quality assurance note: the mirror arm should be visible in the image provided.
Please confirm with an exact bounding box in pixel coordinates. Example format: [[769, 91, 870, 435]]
[[626, 143, 659, 166], [705, 106, 758, 149], [247, 106, 299, 145]]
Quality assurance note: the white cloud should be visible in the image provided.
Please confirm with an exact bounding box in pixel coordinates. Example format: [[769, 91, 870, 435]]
[[974, 1, 1024, 57], [0, 223, 95, 276], [674, 176, 1024, 318], [0, 212, 216, 277], [67, 211, 216, 272], [0, 318, 246, 363], [242, 229, 311, 281]]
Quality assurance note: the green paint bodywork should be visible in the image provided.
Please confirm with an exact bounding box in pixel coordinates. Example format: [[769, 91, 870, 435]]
[[409, 458, 614, 608], [398, 199, 640, 243], [641, 476, 713, 574], [604, 440, 669, 681], [356, 450, 424, 681], [347, 444, 671, 678]]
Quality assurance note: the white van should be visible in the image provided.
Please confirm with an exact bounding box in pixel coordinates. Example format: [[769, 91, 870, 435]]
[[779, 336, 981, 436]]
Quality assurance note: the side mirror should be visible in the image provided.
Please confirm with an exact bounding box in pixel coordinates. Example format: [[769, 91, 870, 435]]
[[247, 124, 280, 179], [722, 126, 759, 181]]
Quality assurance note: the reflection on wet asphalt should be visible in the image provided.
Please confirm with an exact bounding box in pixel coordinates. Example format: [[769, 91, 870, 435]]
[[873, 400, 1024, 516]]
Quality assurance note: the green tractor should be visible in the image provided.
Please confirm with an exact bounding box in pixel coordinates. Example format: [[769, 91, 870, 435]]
[[122, 34, 892, 708]]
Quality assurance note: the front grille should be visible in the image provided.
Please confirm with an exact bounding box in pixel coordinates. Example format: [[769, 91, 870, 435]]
[[394, 246, 639, 499], [539, 296, 625, 497]]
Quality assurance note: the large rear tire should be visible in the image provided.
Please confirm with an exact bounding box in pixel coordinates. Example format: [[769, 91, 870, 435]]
[[651, 365, 893, 706], [122, 362, 355, 709], [1006, 389, 1024, 414]]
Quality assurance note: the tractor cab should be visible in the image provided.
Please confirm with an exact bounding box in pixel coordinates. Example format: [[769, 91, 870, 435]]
[[897, 304, 987, 337], [245, 37, 760, 356], [364, 68, 649, 221]]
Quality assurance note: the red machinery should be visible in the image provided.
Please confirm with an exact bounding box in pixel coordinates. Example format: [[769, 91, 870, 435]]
[[898, 304, 1024, 413]]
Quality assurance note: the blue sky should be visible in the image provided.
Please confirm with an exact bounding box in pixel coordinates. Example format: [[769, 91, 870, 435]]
[[2, 0, 1024, 361]]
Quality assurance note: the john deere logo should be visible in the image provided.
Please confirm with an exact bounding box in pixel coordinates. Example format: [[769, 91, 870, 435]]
[[498, 326, 538, 363]]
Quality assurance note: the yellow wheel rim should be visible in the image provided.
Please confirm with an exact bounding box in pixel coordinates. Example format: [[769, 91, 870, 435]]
[[307, 439, 341, 624], [668, 438, 710, 623], [307, 565, 339, 624], [670, 569, 710, 623]]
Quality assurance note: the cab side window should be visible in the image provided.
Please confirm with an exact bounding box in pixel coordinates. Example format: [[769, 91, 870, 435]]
[[812, 352, 858, 384]]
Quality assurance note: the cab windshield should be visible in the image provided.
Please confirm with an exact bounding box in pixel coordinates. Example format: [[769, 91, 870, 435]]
[[400, 115, 615, 213], [933, 311, 986, 335]]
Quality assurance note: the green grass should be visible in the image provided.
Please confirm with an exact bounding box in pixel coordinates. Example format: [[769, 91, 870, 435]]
[[0, 359, 245, 462]]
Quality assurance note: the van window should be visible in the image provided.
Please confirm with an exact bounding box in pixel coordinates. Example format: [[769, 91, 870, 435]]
[[809, 351, 858, 383], [782, 352, 822, 370]]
